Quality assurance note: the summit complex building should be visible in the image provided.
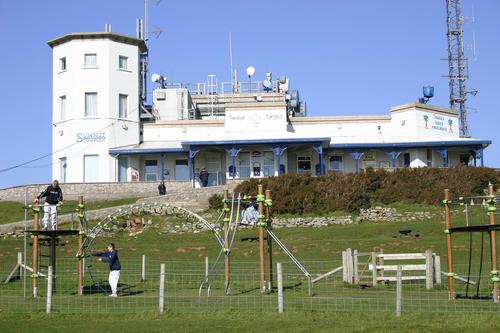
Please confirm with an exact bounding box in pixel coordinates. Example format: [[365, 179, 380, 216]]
[[48, 31, 491, 186]]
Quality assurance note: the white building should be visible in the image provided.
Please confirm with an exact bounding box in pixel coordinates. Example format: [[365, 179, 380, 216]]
[[48, 32, 491, 186]]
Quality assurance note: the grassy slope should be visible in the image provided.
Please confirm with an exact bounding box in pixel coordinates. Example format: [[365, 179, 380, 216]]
[[0, 198, 140, 225]]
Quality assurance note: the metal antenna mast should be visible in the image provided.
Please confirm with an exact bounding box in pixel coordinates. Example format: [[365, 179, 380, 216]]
[[446, 0, 471, 137]]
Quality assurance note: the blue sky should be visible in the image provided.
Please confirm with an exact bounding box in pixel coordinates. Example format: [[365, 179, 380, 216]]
[[0, 0, 498, 188]]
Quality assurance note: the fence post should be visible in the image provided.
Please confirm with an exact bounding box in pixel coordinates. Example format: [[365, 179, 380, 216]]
[[396, 265, 402, 317], [159, 263, 165, 313], [342, 251, 347, 282], [353, 249, 359, 283], [425, 249, 433, 290], [46, 266, 53, 314], [371, 252, 377, 287], [142, 254, 146, 282], [277, 262, 283, 313], [205, 256, 209, 279], [346, 248, 352, 283], [434, 255, 442, 284]]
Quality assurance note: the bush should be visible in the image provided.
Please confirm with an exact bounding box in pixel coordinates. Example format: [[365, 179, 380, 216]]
[[208, 194, 223, 211], [226, 166, 499, 214]]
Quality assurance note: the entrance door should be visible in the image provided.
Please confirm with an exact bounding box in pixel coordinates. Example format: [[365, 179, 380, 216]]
[[206, 159, 221, 186]]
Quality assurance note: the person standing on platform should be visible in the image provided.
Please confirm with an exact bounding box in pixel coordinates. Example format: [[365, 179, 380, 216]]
[[199, 167, 209, 187], [93, 243, 122, 297], [34, 180, 63, 230]]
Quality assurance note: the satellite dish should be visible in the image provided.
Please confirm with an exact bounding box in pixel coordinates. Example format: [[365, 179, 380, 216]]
[[246, 66, 255, 77], [151, 74, 162, 83]]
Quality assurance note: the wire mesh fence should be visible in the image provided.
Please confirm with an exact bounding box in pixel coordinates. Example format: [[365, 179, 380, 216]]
[[1, 255, 500, 314]]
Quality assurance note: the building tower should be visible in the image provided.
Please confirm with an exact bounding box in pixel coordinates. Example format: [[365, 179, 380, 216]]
[[445, 0, 471, 138], [48, 32, 146, 183]]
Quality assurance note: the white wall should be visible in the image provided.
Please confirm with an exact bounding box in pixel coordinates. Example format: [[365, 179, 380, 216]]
[[51, 38, 141, 182]]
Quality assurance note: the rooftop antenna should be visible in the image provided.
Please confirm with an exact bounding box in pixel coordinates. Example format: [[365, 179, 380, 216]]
[[445, 0, 477, 138], [229, 32, 237, 93]]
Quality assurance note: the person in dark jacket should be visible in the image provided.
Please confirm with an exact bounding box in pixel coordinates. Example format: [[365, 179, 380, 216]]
[[199, 167, 209, 187], [34, 180, 63, 230], [93, 243, 122, 297], [158, 181, 166, 195]]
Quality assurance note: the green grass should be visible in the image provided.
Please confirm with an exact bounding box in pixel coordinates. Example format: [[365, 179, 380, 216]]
[[0, 198, 141, 225], [0, 202, 498, 325], [0, 312, 498, 333]]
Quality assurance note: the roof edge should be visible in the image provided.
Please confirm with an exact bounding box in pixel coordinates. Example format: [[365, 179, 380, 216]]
[[48, 32, 147, 52]]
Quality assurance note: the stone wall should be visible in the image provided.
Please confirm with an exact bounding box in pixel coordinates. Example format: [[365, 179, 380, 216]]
[[356, 207, 433, 223], [0, 180, 242, 203]]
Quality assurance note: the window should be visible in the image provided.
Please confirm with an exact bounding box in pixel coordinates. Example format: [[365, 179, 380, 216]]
[[175, 159, 189, 180], [238, 152, 250, 178], [85, 92, 97, 117], [119, 56, 128, 69], [145, 160, 158, 181], [263, 152, 274, 177], [59, 157, 67, 183], [60, 57, 66, 71], [84, 155, 99, 182], [84, 53, 97, 67], [426, 149, 433, 167], [60, 95, 66, 121], [118, 156, 127, 182], [329, 156, 343, 172], [297, 156, 311, 174], [119, 94, 128, 118]]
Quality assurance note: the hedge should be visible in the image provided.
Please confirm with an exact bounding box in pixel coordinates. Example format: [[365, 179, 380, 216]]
[[209, 166, 499, 214]]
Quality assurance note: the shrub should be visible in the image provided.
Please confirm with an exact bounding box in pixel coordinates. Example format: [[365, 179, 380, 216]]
[[208, 194, 223, 210], [230, 166, 499, 214]]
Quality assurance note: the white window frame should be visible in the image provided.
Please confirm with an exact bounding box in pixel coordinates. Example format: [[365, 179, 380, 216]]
[[59, 57, 66, 71], [329, 155, 343, 172], [119, 94, 128, 118], [145, 160, 158, 182], [263, 151, 274, 177], [119, 55, 128, 70], [59, 157, 67, 183], [297, 156, 312, 174], [59, 95, 66, 121], [84, 92, 98, 117], [84, 53, 97, 67]]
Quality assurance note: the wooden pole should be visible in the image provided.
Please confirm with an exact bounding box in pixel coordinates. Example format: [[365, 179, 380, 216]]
[[265, 189, 273, 292], [444, 189, 455, 301], [223, 189, 230, 294], [277, 262, 283, 313], [32, 206, 39, 297], [353, 249, 359, 283], [258, 184, 266, 293], [396, 265, 402, 317], [159, 263, 165, 313], [141, 254, 146, 282], [46, 266, 53, 314], [77, 196, 84, 296], [488, 183, 499, 302], [425, 249, 433, 290], [371, 251, 377, 287]]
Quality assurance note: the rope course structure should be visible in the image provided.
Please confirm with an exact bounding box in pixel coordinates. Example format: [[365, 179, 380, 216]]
[[443, 183, 499, 302]]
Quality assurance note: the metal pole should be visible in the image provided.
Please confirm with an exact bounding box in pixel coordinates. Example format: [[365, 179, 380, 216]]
[[142, 254, 146, 282], [205, 256, 209, 280], [396, 265, 402, 317], [77, 196, 84, 295], [277, 262, 283, 313], [258, 185, 266, 293], [159, 263, 165, 313], [33, 206, 39, 297], [46, 266, 53, 314], [488, 183, 499, 302], [265, 189, 273, 292], [23, 188, 27, 298], [223, 189, 230, 294], [444, 189, 455, 301]]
